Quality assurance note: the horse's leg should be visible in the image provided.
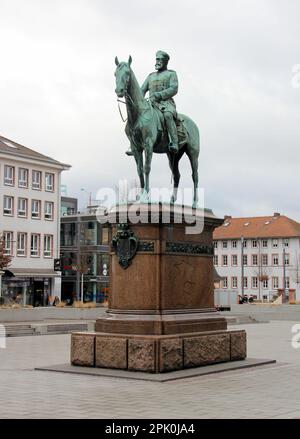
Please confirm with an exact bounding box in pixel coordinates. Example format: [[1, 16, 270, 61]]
[[186, 147, 199, 207], [133, 149, 144, 193], [144, 140, 153, 197], [168, 150, 184, 204]]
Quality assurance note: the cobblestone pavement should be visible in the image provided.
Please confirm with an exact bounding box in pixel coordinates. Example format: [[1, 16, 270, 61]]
[[0, 321, 300, 419]]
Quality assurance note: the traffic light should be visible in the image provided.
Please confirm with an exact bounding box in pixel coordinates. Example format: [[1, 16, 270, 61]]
[[54, 258, 62, 271]]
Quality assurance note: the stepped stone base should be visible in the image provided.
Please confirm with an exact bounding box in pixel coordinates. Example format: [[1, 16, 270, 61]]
[[71, 330, 246, 373]]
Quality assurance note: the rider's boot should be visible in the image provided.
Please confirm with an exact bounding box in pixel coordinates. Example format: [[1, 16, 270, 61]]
[[165, 115, 179, 153]]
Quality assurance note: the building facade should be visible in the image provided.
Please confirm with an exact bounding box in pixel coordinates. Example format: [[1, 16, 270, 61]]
[[60, 205, 110, 304], [213, 213, 300, 302], [0, 135, 70, 306]]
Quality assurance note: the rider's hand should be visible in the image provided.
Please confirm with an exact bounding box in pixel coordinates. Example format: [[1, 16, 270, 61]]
[[152, 92, 162, 102]]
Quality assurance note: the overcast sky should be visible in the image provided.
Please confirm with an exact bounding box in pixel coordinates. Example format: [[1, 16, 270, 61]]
[[0, 0, 300, 219]]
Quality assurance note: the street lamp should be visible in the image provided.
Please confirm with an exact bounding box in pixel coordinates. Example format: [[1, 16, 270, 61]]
[[0, 270, 4, 300], [241, 236, 244, 298]]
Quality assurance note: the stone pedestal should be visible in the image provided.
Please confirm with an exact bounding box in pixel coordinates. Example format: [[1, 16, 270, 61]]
[[71, 203, 247, 373]]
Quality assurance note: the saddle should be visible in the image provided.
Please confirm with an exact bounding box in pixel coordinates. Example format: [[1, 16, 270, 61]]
[[152, 105, 189, 152]]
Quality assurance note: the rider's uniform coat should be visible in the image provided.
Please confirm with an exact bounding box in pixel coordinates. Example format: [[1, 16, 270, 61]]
[[141, 69, 178, 116]]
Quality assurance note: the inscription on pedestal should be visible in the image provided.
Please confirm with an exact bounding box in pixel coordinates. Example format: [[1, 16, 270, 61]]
[[166, 242, 214, 256]]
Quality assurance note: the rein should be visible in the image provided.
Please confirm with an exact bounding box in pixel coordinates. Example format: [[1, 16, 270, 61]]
[[117, 99, 128, 123]]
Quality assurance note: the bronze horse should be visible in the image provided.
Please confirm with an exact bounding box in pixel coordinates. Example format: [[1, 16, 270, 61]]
[[114, 56, 200, 207]]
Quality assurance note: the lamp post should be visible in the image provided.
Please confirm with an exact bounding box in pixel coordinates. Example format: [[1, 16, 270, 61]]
[[283, 247, 287, 303], [0, 270, 4, 299], [241, 236, 244, 298]]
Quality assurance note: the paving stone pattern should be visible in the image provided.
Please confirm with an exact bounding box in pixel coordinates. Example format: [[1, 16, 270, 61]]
[[0, 321, 300, 418]]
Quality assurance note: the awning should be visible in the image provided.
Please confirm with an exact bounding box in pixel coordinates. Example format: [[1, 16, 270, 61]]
[[3, 269, 15, 278], [6, 268, 60, 278]]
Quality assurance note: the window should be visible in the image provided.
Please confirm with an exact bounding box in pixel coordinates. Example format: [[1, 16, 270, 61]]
[[3, 231, 13, 256], [18, 198, 27, 217], [232, 240, 237, 248], [3, 196, 13, 215], [17, 233, 27, 257], [243, 277, 248, 289], [213, 241, 218, 249], [213, 255, 218, 266], [284, 253, 290, 266], [44, 202, 54, 220], [45, 173, 54, 191], [243, 239, 247, 248], [232, 255, 238, 266], [252, 254, 258, 266], [44, 235, 53, 258], [272, 239, 278, 248], [31, 200, 41, 219], [243, 255, 248, 266], [273, 254, 279, 266], [32, 170, 42, 190], [102, 227, 109, 245], [252, 240, 257, 248], [262, 240, 268, 248], [262, 254, 268, 266], [222, 277, 228, 289], [263, 279, 269, 289], [232, 277, 238, 289], [252, 277, 258, 288], [272, 277, 279, 289], [30, 234, 40, 257], [222, 255, 228, 266], [222, 241, 228, 249], [4, 165, 14, 185], [61, 223, 76, 246], [283, 238, 289, 248], [18, 168, 28, 188], [285, 277, 290, 289]]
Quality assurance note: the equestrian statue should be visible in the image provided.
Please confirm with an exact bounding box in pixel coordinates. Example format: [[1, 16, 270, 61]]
[[114, 51, 200, 207]]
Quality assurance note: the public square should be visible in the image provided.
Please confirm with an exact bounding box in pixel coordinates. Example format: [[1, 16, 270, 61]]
[[0, 320, 300, 419]]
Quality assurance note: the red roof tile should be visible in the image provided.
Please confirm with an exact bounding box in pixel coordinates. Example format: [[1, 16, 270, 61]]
[[213, 214, 300, 239]]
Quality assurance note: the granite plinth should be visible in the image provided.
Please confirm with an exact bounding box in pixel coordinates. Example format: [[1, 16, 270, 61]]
[[71, 330, 247, 373]]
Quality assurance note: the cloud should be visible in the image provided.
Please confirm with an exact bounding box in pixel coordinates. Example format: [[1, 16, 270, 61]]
[[0, 0, 300, 219]]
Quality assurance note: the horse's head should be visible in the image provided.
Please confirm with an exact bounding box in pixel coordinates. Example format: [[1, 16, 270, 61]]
[[114, 55, 132, 98]]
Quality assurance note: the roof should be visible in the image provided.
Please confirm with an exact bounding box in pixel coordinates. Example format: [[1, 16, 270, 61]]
[[213, 214, 300, 240], [0, 135, 70, 169]]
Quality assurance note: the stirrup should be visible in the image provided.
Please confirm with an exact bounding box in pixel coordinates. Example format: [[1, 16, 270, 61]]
[[169, 143, 179, 153]]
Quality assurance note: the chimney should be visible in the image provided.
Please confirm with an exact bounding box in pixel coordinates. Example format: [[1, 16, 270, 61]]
[[273, 212, 280, 217]]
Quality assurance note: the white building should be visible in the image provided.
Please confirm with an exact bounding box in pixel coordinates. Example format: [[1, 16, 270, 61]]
[[213, 213, 300, 302], [0, 135, 70, 306]]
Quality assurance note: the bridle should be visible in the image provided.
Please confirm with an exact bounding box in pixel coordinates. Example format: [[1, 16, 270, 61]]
[[116, 65, 150, 123]]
